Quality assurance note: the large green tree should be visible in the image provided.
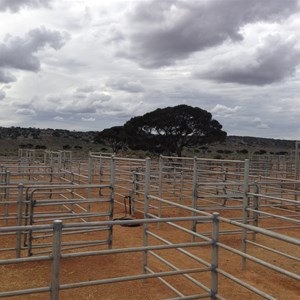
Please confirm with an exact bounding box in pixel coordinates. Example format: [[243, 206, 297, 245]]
[[124, 104, 226, 156], [94, 126, 126, 153]]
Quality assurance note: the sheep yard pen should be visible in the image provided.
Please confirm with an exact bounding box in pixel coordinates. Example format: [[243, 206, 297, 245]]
[[0, 149, 299, 299]]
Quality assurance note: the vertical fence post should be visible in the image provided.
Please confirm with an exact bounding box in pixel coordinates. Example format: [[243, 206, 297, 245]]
[[69, 151, 72, 171], [110, 155, 116, 192], [28, 192, 36, 256], [99, 156, 103, 194], [158, 155, 163, 223], [33, 149, 36, 163], [50, 220, 62, 300], [108, 155, 116, 249], [242, 159, 250, 269], [295, 141, 299, 180], [252, 181, 259, 241], [294, 141, 300, 203], [50, 152, 54, 172], [131, 171, 137, 215], [0, 165, 3, 201], [77, 161, 81, 184], [180, 171, 184, 205], [143, 157, 151, 275], [88, 153, 93, 184], [58, 151, 62, 179], [172, 166, 176, 195], [16, 183, 24, 258], [4, 171, 10, 224], [191, 157, 198, 236], [87, 153, 93, 212], [211, 212, 219, 300]]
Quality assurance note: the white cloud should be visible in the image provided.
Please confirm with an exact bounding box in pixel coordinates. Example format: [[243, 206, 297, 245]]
[[53, 116, 64, 121], [16, 108, 36, 115], [211, 104, 242, 116], [81, 117, 95, 122], [106, 77, 145, 93], [76, 86, 95, 93], [251, 117, 270, 129]]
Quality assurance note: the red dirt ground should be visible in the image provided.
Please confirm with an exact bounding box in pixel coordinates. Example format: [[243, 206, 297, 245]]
[[1, 203, 299, 300]]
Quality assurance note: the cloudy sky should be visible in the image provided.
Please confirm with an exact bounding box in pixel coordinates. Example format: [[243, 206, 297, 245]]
[[0, 0, 300, 139]]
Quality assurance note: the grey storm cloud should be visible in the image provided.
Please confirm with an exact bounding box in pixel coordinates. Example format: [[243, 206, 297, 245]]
[[0, 69, 16, 83], [106, 78, 145, 93], [0, 0, 52, 12], [0, 27, 69, 72], [200, 35, 300, 85], [34, 89, 112, 116], [0, 89, 5, 100], [0, 27, 69, 85], [116, 0, 299, 68]]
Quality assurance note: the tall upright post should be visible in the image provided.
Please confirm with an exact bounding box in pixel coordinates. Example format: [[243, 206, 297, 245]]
[[143, 157, 151, 275], [4, 171, 10, 224], [191, 157, 198, 235], [295, 141, 299, 180], [58, 152, 62, 174], [68, 151, 72, 171], [32, 149, 36, 163], [211, 212, 219, 300], [78, 161, 81, 184], [158, 155, 163, 221], [0, 165, 3, 201], [50, 220, 62, 300], [180, 171, 184, 205], [241, 159, 250, 269], [87, 153, 93, 212], [50, 152, 54, 171], [108, 155, 116, 249], [110, 155, 116, 191], [88, 153, 93, 184], [16, 183, 24, 258], [99, 156, 103, 184]]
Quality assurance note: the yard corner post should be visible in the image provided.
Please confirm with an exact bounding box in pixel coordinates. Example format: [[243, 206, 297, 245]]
[[50, 220, 63, 300], [211, 212, 219, 300]]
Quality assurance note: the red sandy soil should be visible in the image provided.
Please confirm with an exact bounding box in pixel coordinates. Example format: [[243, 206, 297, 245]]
[[1, 203, 299, 300]]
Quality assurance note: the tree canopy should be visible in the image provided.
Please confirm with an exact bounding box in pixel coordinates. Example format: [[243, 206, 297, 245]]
[[123, 104, 226, 156], [94, 126, 126, 153]]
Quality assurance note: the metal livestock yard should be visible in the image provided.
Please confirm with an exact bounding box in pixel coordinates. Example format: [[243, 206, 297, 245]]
[[0, 149, 299, 299]]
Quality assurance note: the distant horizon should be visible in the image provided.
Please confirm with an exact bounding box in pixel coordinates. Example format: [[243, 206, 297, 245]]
[[0, 124, 298, 142]]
